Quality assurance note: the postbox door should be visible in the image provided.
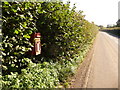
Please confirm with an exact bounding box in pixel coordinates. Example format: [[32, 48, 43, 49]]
[[34, 38, 41, 55]]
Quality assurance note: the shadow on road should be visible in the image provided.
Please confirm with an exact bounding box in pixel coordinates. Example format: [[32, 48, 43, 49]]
[[99, 29, 120, 38]]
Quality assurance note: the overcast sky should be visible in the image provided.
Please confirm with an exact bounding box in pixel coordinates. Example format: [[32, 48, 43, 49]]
[[63, 0, 119, 27]]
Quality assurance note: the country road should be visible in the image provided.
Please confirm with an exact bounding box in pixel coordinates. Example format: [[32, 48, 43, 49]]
[[86, 31, 118, 88]]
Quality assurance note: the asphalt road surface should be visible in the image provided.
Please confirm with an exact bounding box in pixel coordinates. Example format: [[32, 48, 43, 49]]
[[86, 31, 118, 88]]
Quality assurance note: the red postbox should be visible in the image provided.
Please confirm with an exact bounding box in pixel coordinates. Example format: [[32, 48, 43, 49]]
[[29, 33, 41, 55]]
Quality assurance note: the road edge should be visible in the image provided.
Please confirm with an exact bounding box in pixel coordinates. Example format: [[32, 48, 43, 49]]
[[82, 33, 99, 88], [69, 32, 99, 88]]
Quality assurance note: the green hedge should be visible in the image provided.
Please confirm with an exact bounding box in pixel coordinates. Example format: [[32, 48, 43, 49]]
[[1, 1, 98, 88]]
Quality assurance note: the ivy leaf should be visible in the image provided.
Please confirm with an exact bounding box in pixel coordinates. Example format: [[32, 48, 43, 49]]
[[12, 9, 17, 13], [23, 35, 30, 38], [20, 15, 25, 19], [14, 30, 19, 34], [4, 2, 9, 5]]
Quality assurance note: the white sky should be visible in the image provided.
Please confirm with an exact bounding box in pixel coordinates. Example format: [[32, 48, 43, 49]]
[[63, 0, 119, 27]]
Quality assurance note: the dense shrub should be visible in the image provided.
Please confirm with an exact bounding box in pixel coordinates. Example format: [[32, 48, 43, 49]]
[[2, 61, 59, 88], [2, 2, 39, 74], [1, 1, 98, 88], [35, 2, 98, 61], [1, 53, 85, 88]]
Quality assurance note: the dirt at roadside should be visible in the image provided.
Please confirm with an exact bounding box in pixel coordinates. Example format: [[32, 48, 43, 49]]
[[69, 36, 97, 88]]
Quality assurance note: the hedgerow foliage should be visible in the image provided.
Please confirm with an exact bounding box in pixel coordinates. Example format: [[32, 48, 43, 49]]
[[1, 1, 98, 88]]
